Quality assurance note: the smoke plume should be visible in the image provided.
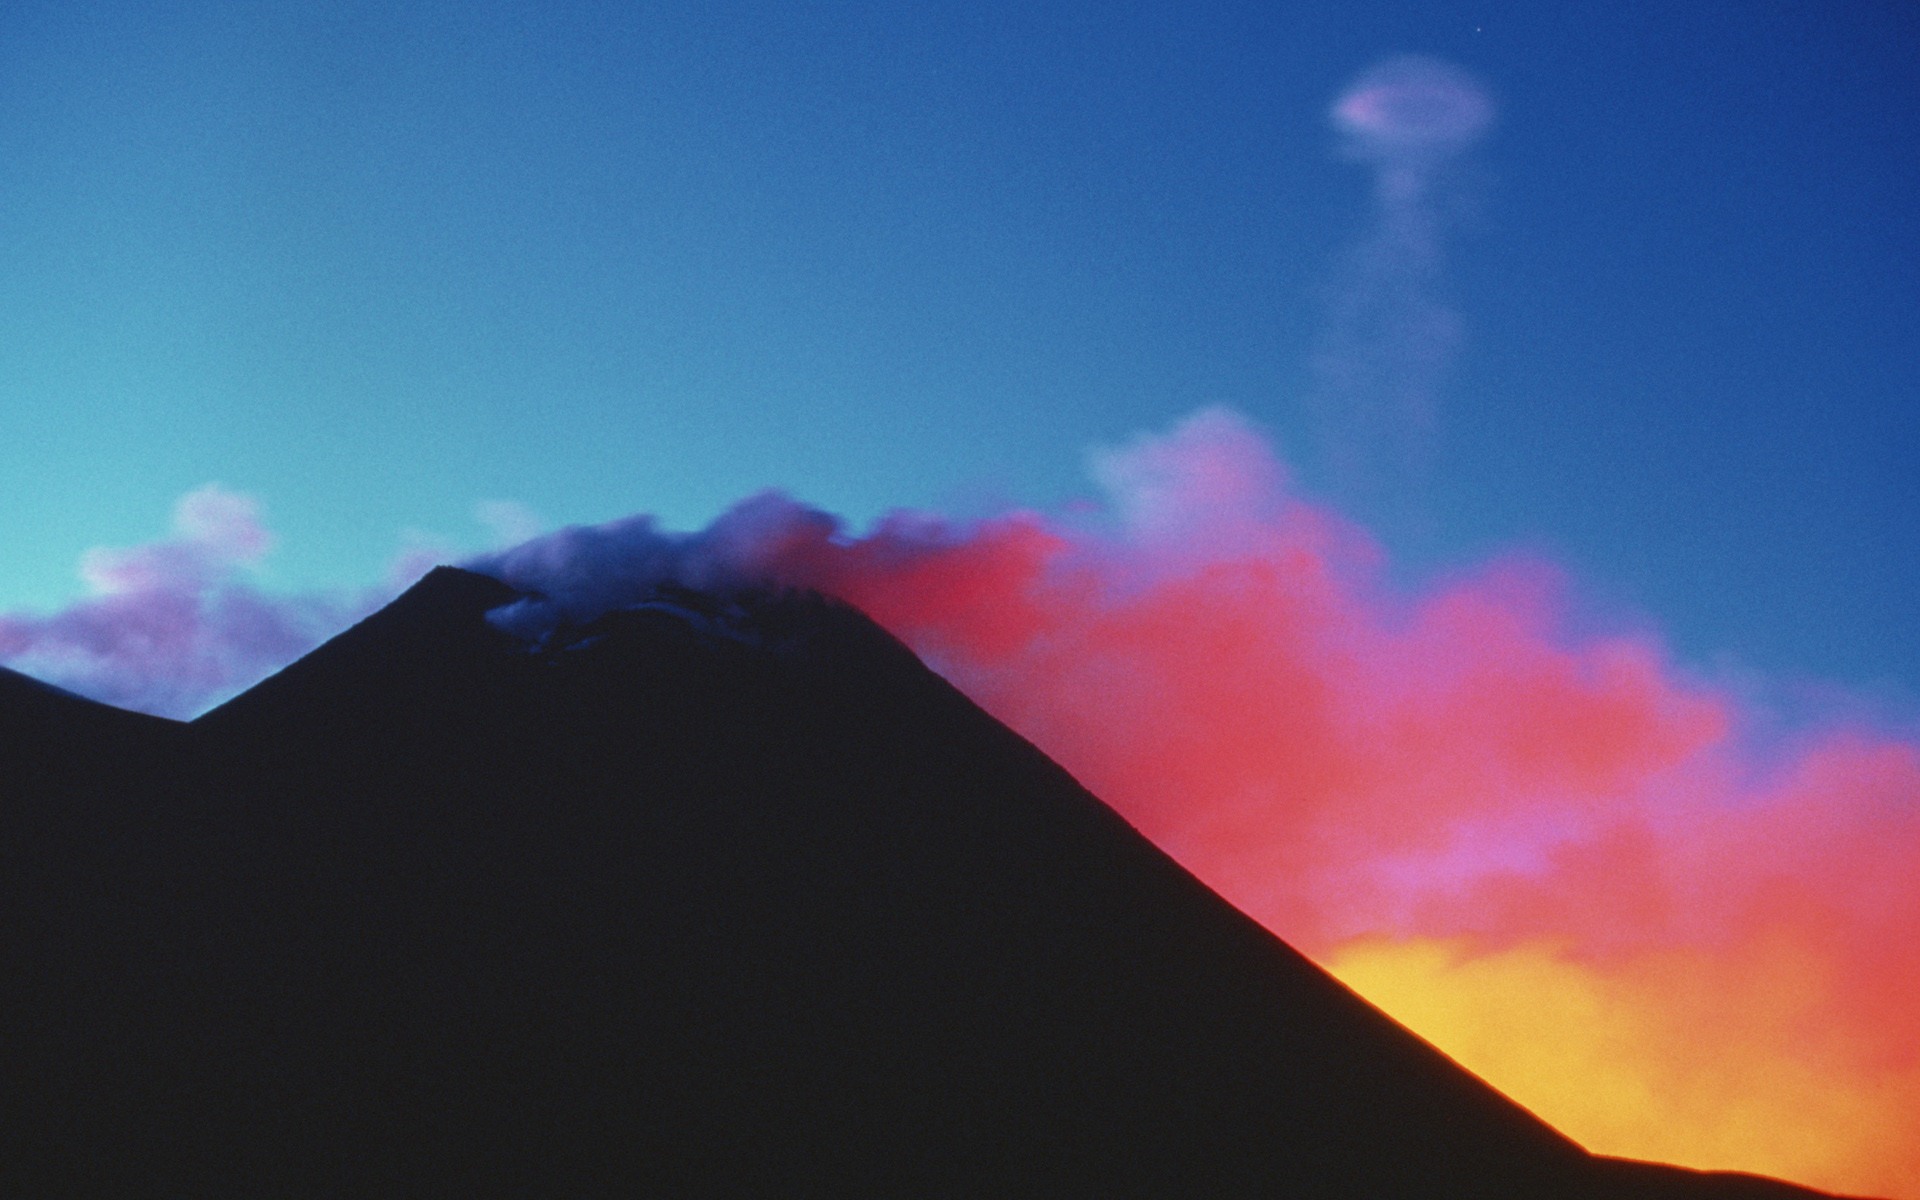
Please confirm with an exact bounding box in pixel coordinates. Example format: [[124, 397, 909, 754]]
[[1312, 56, 1494, 497]]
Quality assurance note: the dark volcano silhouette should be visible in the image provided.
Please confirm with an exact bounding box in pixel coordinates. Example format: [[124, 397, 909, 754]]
[[0, 568, 1875, 1197]]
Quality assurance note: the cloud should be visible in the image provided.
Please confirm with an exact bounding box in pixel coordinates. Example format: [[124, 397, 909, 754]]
[[0, 486, 382, 718], [1310, 56, 1495, 498], [475, 499, 545, 548], [1333, 55, 1495, 194], [74, 484, 274, 597]]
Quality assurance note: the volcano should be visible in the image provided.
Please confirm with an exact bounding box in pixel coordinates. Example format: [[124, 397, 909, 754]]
[[0, 567, 1870, 1197]]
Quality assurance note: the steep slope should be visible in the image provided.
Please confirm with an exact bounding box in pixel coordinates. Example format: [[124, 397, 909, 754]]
[[0, 569, 1871, 1196]]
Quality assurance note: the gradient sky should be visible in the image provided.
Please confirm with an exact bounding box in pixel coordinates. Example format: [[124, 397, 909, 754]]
[[3, 0, 1916, 710], [7, 6, 1920, 1191]]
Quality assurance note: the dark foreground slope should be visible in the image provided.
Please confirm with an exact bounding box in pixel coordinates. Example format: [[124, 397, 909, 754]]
[[0, 570, 1870, 1197]]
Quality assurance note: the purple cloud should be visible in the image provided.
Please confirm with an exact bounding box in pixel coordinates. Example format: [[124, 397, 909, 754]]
[[0, 486, 383, 719]]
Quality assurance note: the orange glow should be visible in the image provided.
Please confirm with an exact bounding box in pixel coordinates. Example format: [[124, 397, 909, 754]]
[[1325, 936, 1920, 1197]]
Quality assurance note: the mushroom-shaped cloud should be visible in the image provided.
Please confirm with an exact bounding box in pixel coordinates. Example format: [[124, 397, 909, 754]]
[[1333, 55, 1494, 169]]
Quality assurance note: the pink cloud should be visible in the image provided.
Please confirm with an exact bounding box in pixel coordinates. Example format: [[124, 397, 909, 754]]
[[0, 486, 377, 718]]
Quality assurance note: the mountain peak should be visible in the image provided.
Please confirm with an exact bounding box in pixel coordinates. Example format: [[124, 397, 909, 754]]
[[397, 563, 526, 614], [0, 575, 1872, 1197], [191, 565, 525, 732]]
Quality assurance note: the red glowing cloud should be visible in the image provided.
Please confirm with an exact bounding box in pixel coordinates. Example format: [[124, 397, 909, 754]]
[[640, 408, 1914, 1196]]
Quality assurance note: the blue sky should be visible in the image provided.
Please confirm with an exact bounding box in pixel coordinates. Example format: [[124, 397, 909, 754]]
[[3, 0, 1915, 706]]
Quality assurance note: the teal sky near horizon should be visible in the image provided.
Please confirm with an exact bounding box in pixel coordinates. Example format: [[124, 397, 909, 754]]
[[3, 1, 1916, 710]]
